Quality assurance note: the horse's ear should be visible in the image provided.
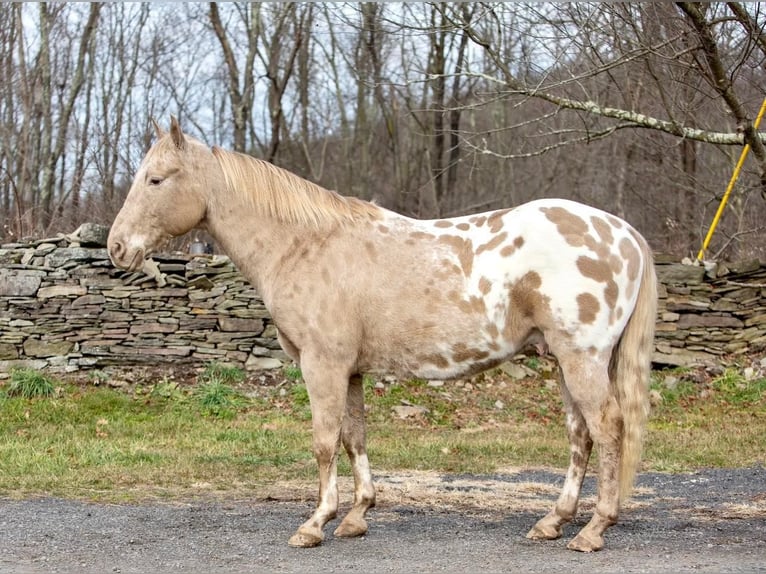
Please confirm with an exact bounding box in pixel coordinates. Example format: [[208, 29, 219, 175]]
[[151, 118, 165, 139], [169, 115, 186, 151]]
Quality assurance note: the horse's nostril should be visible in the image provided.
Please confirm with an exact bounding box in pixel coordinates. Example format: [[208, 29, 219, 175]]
[[110, 241, 124, 261]]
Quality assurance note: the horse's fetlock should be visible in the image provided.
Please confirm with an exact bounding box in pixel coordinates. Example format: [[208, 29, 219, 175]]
[[555, 506, 577, 523]]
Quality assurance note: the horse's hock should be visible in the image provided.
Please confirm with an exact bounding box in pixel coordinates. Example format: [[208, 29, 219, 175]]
[[0, 224, 764, 375]]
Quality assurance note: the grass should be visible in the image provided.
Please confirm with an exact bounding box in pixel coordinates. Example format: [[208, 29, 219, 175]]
[[645, 365, 766, 471], [4, 368, 57, 398], [0, 361, 763, 501], [199, 362, 246, 386]]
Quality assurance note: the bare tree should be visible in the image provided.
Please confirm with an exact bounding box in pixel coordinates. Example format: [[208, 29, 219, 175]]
[[2, 2, 765, 260], [208, 2, 260, 153]]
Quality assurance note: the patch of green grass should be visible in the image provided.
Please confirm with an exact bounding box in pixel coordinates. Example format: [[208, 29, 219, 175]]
[[4, 368, 57, 398], [366, 378, 460, 427], [288, 383, 312, 420], [0, 383, 314, 500], [193, 381, 247, 419], [645, 366, 765, 470], [711, 369, 766, 404], [524, 356, 541, 371], [649, 378, 698, 408], [283, 364, 303, 382], [199, 362, 245, 385], [149, 379, 185, 402]]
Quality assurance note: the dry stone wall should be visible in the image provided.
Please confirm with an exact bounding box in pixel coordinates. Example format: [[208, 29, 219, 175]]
[[653, 255, 766, 367], [1, 226, 765, 374], [0, 225, 285, 374]]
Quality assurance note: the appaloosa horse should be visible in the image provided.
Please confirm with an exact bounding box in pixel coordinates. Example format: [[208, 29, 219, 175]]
[[108, 117, 657, 552]]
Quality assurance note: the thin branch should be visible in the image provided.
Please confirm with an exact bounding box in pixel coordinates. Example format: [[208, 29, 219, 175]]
[[712, 226, 766, 260], [461, 123, 634, 160]]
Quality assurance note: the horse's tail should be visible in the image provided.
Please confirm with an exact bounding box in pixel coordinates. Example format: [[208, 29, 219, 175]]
[[612, 234, 657, 502]]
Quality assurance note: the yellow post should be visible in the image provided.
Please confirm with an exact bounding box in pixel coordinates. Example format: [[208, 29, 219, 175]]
[[696, 97, 766, 262]]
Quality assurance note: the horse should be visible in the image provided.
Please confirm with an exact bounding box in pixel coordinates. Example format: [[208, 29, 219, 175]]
[[108, 117, 657, 553]]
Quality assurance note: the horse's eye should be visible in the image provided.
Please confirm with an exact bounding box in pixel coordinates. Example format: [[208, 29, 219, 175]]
[[148, 176, 164, 186]]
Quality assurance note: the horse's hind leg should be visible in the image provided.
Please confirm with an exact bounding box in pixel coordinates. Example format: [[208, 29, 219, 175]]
[[334, 374, 376, 538], [527, 370, 593, 541], [556, 356, 623, 552], [287, 357, 348, 548]]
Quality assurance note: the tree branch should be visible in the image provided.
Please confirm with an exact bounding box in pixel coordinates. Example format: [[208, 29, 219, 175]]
[[678, 2, 766, 197], [457, 6, 766, 147]]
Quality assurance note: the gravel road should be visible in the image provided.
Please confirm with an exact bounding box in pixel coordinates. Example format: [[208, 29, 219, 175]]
[[1, 467, 764, 574]]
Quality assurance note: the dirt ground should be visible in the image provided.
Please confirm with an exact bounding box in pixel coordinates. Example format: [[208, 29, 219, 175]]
[[1, 466, 764, 574]]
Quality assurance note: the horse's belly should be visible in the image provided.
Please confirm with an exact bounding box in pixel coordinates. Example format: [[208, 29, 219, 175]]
[[359, 328, 519, 381]]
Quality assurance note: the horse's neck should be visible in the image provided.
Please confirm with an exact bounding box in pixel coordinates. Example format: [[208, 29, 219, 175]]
[[204, 202, 313, 306]]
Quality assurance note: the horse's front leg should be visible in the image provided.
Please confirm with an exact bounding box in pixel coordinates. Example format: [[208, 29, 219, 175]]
[[334, 374, 376, 538], [287, 358, 348, 548]]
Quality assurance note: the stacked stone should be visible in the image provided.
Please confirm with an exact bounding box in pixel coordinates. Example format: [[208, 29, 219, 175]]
[[2, 225, 766, 373], [0, 224, 284, 374], [654, 256, 766, 366]]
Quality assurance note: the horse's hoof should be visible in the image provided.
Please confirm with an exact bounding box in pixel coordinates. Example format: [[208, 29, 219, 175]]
[[566, 531, 604, 552], [288, 529, 324, 548], [526, 522, 562, 540], [334, 517, 368, 538]]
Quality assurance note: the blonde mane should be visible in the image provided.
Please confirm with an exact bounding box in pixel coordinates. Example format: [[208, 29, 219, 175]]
[[211, 147, 381, 227]]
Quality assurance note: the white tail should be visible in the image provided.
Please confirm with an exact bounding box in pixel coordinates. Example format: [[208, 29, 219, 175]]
[[612, 236, 657, 501]]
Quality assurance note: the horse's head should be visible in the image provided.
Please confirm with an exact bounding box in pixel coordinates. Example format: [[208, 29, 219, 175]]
[[108, 116, 215, 271]]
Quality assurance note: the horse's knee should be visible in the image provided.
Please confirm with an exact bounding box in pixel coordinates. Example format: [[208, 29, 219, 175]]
[[312, 440, 338, 464]]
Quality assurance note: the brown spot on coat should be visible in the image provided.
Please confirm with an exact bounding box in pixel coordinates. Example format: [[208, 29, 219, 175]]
[[591, 216, 614, 245], [378, 224, 390, 234], [364, 241, 378, 262], [410, 231, 436, 241], [577, 256, 619, 310], [469, 215, 487, 227], [541, 206, 588, 247], [577, 292, 600, 324], [608, 253, 623, 275], [419, 353, 450, 369], [584, 233, 611, 260], [439, 234, 474, 277], [476, 231, 508, 255], [470, 295, 486, 313], [500, 235, 525, 258], [435, 260, 462, 281], [505, 271, 552, 345], [510, 271, 542, 312], [577, 256, 611, 283], [487, 209, 510, 233], [606, 215, 623, 229], [456, 222, 470, 231], [619, 237, 640, 281], [451, 343, 490, 363], [456, 295, 486, 315], [604, 281, 619, 310], [434, 220, 453, 228], [478, 277, 492, 295]]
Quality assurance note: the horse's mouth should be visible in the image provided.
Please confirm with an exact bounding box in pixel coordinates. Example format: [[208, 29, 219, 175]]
[[126, 248, 147, 272]]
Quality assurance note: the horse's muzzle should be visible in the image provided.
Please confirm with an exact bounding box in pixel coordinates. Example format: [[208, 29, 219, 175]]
[[108, 240, 145, 272]]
